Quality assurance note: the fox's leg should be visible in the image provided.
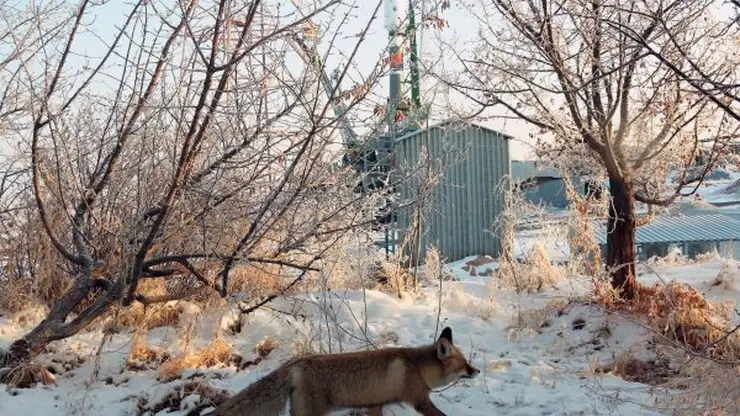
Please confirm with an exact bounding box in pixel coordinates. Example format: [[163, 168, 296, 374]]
[[367, 406, 383, 416], [289, 390, 329, 416], [288, 403, 328, 416], [412, 397, 447, 416]]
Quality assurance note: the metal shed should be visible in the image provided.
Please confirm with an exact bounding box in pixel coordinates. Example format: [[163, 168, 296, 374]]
[[592, 214, 740, 261], [391, 121, 511, 263], [511, 160, 592, 208]]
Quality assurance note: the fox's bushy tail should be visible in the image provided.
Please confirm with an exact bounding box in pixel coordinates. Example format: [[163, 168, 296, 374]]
[[186, 364, 293, 416]]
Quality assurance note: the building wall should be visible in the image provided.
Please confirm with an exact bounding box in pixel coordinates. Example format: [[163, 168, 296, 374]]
[[394, 124, 510, 262], [523, 177, 586, 208], [642, 243, 669, 260], [718, 241, 739, 259], [511, 160, 588, 208]]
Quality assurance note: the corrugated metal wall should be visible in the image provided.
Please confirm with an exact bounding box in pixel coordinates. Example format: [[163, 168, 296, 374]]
[[393, 124, 510, 262]]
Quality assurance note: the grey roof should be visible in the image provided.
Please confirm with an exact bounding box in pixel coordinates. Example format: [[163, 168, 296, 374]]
[[394, 119, 514, 143], [593, 214, 740, 246]]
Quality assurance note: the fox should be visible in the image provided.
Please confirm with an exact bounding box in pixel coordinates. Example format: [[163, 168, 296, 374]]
[[186, 326, 479, 416]]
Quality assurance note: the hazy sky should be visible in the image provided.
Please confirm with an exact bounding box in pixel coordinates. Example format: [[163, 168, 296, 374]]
[[5, 0, 737, 163], [78, 0, 536, 160]]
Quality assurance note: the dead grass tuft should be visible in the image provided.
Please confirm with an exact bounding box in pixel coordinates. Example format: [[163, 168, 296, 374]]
[[657, 358, 740, 416], [0, 279, 48, 315], [597, 280, 740, 360], [596, 354, 677, 386], [507, 298, 573, 339], [494, 242, 562, 293], [157, 337, 240, 383], [254, 336, 280, 358], [10, 305, 50, 328], [644, 246, 691, 268], [126, 334, 170, 372], [140, 380, 230, 415], [0, 214, 76, 313], [590, 265, 740, 415], [114, 302, 184, 331], [711, 261, 740, 291], [292, 336, 317, 358], [235, 336, 282, 371], [0, 361, 56, 389], [228, 264, 287, 298]]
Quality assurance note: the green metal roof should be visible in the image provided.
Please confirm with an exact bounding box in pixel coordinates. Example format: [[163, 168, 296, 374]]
[[593, 214, 740, 246]]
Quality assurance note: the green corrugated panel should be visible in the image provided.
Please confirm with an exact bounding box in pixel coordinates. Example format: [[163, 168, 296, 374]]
[[393, 122, 510, 263]]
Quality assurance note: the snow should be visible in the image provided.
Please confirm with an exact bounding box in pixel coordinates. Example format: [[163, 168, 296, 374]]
[[513, 228, 570, 264], [680, 170, 740, 206], [2, 245, 740, 415]]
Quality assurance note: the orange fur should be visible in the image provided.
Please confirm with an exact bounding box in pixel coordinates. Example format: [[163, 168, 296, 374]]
[[188, 327, 479, 416]]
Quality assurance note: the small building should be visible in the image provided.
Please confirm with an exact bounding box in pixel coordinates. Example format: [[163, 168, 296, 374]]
[[592, 214, 740, 261], [511, 160, 596, 208], [391, 121, 512, 262]]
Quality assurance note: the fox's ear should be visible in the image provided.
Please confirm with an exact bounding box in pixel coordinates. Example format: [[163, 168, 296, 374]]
[[436, 337, 452, 359], [439, 327, 453, 344]]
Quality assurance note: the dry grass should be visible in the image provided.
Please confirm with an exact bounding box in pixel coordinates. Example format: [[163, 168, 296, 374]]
[[140, 380, 230, 415], [594, 353, 677, 386], [0, 214, 76, 313], [595, 280, 740, 360], [227, 264, 286, 298], [494, 242, 562, 294], [377, 260, 415, 291], [112, 302, 185, 332], [656, 358, 740, 416], [10, 305, 50, 329], [125, 333, 170, 372], [711, 261, 740, 291], [0, 361, 56, 389], [235, 336, 282, 371], [506, 298, 573, 340], [564, 180, 604, 278], [292, 335, 318, 358], [254, 336, 280, 358], [0, 280, 47, 315], [588, 260, 740, 415], [157, 337, 240, 383], [643, 246, 692, 268]]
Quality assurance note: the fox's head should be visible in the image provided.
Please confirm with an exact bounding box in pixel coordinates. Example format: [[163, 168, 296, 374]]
[[433, 326, 480, 386]]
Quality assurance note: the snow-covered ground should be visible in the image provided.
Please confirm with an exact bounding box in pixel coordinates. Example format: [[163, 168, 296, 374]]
[[4, 252, 738, 415], [513, 228, 570, 264], [681, 170, 740, 206], [2, 220, 740, 415]]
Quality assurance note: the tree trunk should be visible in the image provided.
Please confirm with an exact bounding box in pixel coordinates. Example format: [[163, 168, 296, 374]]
[[606, 174, 637, 300], [8, 279, 121, 363]]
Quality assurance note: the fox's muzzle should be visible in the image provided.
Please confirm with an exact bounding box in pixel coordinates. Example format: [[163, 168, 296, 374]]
[[463, 363, 480, 379]]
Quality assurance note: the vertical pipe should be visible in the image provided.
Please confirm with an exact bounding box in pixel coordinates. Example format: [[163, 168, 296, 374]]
[[384, 0, 406, 259], [407, 1, 421, 111]]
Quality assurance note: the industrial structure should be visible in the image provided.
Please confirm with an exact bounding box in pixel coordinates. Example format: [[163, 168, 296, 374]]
[[352, 0, 513, 263], [592, 214, 740, 261], [265, 0, 513, 263], [511, 160, 599, 208], [393, 122, 512, 262]]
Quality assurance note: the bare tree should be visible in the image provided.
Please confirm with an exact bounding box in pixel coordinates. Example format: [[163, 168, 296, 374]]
[[0, 0, 68, 208], [441, 0, 735, 299], [0, 0, 393, 361], [609, 1, 740, 137]]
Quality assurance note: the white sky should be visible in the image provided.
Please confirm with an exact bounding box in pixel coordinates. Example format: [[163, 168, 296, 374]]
[[9, 0, 736, 163], [44, 0, 537, 160]]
